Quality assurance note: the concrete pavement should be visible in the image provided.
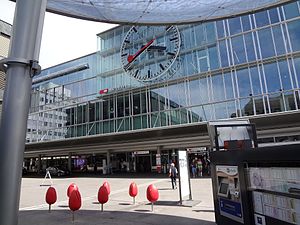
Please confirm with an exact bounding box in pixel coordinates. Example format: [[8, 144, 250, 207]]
[[19, 176, 216, 225]]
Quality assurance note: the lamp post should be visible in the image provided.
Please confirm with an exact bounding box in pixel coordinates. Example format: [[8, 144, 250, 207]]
[[0, 1, 47, 225]]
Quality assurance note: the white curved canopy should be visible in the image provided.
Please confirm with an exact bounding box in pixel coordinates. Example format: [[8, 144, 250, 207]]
[[46, 0, 293, 25]]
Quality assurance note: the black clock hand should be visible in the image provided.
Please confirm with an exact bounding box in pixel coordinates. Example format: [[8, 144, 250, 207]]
[[142, 45, 167, 51]]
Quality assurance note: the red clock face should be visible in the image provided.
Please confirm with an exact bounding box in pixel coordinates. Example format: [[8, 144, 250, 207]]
[[120, 25, 181, 82]]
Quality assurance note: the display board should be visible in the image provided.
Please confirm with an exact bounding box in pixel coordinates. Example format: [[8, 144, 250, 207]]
[[248, 167, 300, 225]]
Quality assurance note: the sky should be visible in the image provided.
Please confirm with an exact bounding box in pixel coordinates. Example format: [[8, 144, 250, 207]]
[[0, 0, 117, 69]]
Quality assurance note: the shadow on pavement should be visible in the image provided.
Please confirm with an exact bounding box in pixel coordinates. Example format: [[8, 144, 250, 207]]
[[19, 210, 216, 225]]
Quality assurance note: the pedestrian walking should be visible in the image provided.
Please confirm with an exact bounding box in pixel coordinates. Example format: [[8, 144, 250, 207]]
[[169, 163, 178, 189]]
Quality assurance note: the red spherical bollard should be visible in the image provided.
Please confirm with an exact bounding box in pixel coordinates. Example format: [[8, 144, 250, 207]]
[[147, 184, 159, 212], [45, 187, 57, 212], [69, 190, 81, 222], [67, 183, 78, 197], [129, 182, 138, 204], [98, 185, 109, 211], [102, 181, 111, 195]]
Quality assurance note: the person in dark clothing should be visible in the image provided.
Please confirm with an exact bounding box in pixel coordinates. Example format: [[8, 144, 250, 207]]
[[169, 163, 178, 189]]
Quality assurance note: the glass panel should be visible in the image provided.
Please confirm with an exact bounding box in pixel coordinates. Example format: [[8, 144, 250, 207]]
[[189, 106, 205, 122], [189, 79, 202, 105], [199, 76, 209, 104], [224, 72, 235, 99], [133, 93, 141, 115], [214, 102, 228, 119], [287, 19, 300, 52], [284, 91, 296, 110], [170, 109, 181, 125], [293, 57, 300, 89], [151, 112, 160, 128], [218, 40, 229, 67], [241, 15, 251, 31], [278, 60, 292, 91], [254, 96, 266, 115], [228, 17, 242, 35], [227, 101, 237, 118], [269, 8, 280, 24], [216, 20, 225, 38], [272, 25, 286, 55], [212, 74, 225, 101], [203, 104, 214, 121], [258, 28, 275, 58], [168, 84, 181, 108], [205, 22, 216, 42], [208, 46, 219, 70], [263, 62, 281, 93], [160, 112, 168, 126], [142, 115, 147, 128], [150, 91, 160, 112], [195, 24, 206, 46], [244, 33, 256, 62], [133, 116, 141, 129], [117, 96, 124, 117], [231, 35, 246, 64], [283, 2, 300, 20], [236, 68, 251, 97], [255, 11, 269, 27], [250, 66, 263, 95], [240, 98, 254, 116], [140, 92, 147, 113], [268, 93, 284, 113]]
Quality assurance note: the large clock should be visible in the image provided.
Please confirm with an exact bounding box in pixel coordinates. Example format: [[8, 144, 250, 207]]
[[120, 25, 181, 82]]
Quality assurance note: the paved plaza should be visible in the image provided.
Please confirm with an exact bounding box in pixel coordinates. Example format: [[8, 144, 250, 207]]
[[19, 176, 216, 225]]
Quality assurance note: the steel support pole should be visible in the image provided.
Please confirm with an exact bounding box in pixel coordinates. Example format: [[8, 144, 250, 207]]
[[0, 1, 47, 225]]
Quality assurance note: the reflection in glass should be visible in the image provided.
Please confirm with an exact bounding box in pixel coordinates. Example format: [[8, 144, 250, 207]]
[[263, 62, 281, 93], [228, 17, 242, 35], [236, 68, 251, 97], [272, 25, 286, 56], [231, 35, 246, 64], [241, 15, 251, 31], [249, 66, 262, 95], [212, 74, 225, 102], [278, 60, 292, 90], [287, 19, 300, 52], [214, 102, 227, 119], [269, 8, 280, 24], [255, 11, 269, 28], [254, 97, 266, 115], [283, 2, 300, 20], [224, 72, 235, 99], [258, 28, 275, 58], [244, 33, 256, 62], [240, 98, 254, 116], [268, 93, 284, 113]]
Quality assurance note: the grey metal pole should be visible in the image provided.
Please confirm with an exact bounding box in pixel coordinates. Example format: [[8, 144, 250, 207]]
[[0, 1, 47, 225]]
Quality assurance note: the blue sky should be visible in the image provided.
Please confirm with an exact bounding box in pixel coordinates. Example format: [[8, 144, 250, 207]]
[[0, 0, 116, 69]]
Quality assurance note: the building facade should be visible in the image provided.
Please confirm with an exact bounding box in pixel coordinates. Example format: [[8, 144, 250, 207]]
[[0, 20, 12, 121], [26, 1, 300, 173]]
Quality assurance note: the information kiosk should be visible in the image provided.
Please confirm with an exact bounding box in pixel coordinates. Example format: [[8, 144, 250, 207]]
[[209, 121, 300, 225]]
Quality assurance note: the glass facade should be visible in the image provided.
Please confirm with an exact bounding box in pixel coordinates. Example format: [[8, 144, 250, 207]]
[[27, 1, 300, 143]]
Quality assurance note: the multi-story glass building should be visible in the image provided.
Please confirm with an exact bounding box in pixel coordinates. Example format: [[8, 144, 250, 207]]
[[25, 1, 300, 173], [0, 20, 12, 123]]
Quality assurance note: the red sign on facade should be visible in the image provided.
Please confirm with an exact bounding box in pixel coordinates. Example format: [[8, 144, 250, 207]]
[[99, 88, 109, 94]]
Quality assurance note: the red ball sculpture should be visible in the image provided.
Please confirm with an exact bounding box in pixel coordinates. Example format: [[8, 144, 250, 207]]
[[146, 184, 159, 203], [129, 182, 138, 197], [45, 187, 57, 205], [98, 185, 109, 204], [69, 190, 82, 211], [102, 181, 111, 195], [67, 183, 78, 197]]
